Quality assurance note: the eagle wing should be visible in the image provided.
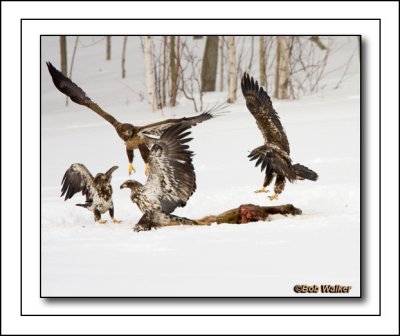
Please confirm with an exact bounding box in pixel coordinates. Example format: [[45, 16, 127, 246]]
[[142, 123, 196, 214], [61, 163, 96, 201], [248, 144, 296, 182], [137, 109, 215, 139], [46, 62, 121, 128], [241, 72, 290, 154], [104, 165, 119, 181]]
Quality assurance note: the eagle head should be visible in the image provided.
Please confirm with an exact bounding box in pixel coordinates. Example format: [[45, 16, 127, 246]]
[[117, 123, 135, 141], [120, 180, 143, 193]]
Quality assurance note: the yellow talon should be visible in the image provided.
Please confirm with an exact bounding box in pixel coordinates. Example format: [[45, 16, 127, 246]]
[[128, 163, 135, 175], [255, 187, 269, 194], [268, 194, 278, 201], [112, 218, 122, 224], [98, 219, 107, 224], [145, 163, 150, 176]]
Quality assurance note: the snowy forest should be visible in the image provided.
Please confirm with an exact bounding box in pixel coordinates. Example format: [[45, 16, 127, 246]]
[[54, 35, 358, 111], [41, 35, 360, 297]]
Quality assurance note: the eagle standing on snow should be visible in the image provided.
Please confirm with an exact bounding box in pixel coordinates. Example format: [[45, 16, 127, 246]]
[[120, 123, 197, 231], [241, 73, 318, 200], [61, 164, 121, 224], [47, 62, 217, 175]]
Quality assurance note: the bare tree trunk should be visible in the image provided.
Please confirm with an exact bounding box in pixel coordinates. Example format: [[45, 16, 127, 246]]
[[201, 36, 219, 92], [247, 36, 254, 71], [219, 36, 224, 91], [175, 36, 181, 100], [227, 36, 237, 103], [162, 36, 167, 107], [121, 36, 127, 78], [65, 37, 79, 107], [170, 36, 177, 106], [259, 36, 267, 87], [106, 36, 111, 60], [144, 36, 158, 111], [274, 37, 281, 99], [59, 36, 67, 76], [69, 37, 79, 78], [275, 36, 291, 99]]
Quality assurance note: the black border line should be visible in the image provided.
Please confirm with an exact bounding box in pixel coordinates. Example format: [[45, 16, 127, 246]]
[[19, 18, 377, 316]]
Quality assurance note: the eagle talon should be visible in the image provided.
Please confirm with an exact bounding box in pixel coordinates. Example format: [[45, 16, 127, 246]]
[[98, 219, 107, 224], [144, 163, 150, 176], [268, 194, 278, 201], [128, 163, 135, 175], [112, 218, 122, 224], [255, 187, 269, 194]]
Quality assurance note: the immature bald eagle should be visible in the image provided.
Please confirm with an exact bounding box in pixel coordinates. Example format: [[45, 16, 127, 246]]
[[61, 163, 120, 223], [47, 62, 217, 175], [241, 72, 318, 200], [120, 123, 197, 231]]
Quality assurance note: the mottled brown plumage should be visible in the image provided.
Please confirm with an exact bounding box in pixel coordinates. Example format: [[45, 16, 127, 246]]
[[47, 62, 216, 175], [120, 123, 197, 231], [61, 163, 119, 223], [241, 72, 318, 199]]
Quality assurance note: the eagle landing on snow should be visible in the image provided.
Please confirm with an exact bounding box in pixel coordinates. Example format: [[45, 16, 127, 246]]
[[61, 164, 120, 224], [241, 73, 318, 200], [47, 62, 220, 176], [120, 123, 198, 231]]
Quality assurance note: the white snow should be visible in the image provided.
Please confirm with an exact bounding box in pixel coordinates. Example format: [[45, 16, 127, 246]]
[[41, 36, 360, 297]]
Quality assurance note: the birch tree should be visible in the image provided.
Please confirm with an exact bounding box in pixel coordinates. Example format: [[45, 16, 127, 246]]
[[144, 36, 158, 111], [170, 36, 178, 106], [162, 36, 167, 107], [227, 36, 237, 103], [259, 36, 267, 87], [274, 36, 291, 99], [219, 36, 224, 91], [121, 36, 128, 78]]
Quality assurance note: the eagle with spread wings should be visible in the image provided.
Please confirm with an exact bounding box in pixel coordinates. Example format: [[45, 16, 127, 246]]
[[47, 62, 217, 175], [120, 122, 198, 231], [61, 163, 120, 224], [241, 72, 318, 200]]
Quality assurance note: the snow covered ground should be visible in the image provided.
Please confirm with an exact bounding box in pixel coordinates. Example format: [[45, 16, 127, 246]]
[[41, 36, 360, 297]]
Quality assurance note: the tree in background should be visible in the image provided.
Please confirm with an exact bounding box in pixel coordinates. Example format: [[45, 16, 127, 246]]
[[219, 36, 224, 91], [121, 36, 128, 78], [161, 36, 167, 107], [180, 38, 204, 112], [169, 36, 180, 107], [259, 36, 267, 87], [201, 36, 219, 92], [227, 36, 237, 103], [54, 36, 357, 110], [106, 36, 111, 61], [59, 36, 67, 76], [144, 36, 159, 111], [274, 36, 292, 99]]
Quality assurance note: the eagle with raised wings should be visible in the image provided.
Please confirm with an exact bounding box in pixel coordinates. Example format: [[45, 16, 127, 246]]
[[46, 62, 217, 175], [241, 72, 318, 200], [120, 122, 198, 231], [61, 163, 120, 224]]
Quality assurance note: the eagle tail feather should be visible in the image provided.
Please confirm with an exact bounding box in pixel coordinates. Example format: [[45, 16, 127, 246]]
[[75, 203, 90, 208], [293, 163, 318, 181]]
